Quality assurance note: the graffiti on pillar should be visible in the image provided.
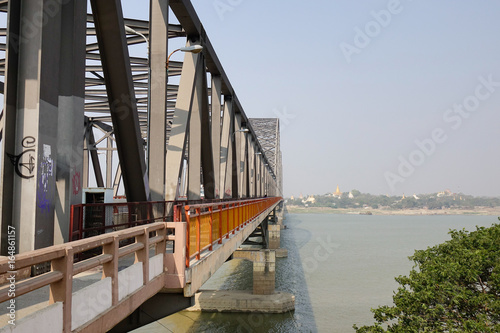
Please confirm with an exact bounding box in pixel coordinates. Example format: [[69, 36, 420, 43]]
[[72, 168, 81, 195], [37, 144, 54, 214], [7, 136, 36, 179]]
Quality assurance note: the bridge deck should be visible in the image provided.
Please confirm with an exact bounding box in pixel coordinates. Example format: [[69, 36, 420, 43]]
[[0, 197, 281, 333]]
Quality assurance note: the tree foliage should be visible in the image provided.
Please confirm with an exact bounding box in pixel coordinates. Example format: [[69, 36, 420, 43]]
[[287, 192, 500, 211], [354, 223, 500, 332]]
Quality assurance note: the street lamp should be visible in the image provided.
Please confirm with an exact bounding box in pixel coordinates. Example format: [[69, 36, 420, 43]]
[[231, 128, 249, 141], [125, 25, 148, 49], [166, 45, 204, 73]]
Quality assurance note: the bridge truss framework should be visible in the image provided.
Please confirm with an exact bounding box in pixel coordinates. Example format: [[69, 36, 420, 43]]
[[0, 0, 282, 255]]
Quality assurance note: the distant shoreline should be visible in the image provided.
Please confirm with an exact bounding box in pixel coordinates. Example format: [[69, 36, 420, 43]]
[[286, 205, 500, 216]]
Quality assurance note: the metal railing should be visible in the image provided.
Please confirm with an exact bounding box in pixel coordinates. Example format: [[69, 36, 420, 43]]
[[69, 200, 179, 242], [0, 197, 281, 332], [184, 197, 281, 267]]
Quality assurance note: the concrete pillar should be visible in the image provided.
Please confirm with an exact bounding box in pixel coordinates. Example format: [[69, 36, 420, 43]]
[[0, 1, 65, 253], [253, 250, 275, 295], [268, 224, 281, 249], [234, 249, 275, 295]]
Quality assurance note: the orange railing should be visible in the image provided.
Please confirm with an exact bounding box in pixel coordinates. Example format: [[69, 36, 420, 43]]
[[183, 197, 281, 266], [69, 197, 282, 268]]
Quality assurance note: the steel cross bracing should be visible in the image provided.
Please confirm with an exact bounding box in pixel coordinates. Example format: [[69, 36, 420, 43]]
[[249, 118, 283, 197], [0, 0, 282, 255]]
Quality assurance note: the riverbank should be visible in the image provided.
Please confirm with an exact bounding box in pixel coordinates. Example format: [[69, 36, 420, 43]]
[[286, 205, 500, 216]]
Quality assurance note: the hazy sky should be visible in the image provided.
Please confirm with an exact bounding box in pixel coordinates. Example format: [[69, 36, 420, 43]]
[[180, 0, 500, 197], [8, 1, 496, 198]]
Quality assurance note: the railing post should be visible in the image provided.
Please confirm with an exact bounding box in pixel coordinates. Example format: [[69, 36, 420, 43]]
[[128, 203, 132, 228], [147, 202, 152, 223], [78, 205, 84, 240], [196, 208, 201, 260], [184, 206, 191, 267], [226, 204, 230, 239], [103, 235, 119, 305], [156, 223, 167, 256], [218, 205, 223, 244], [49, 246, 73, 333], [69, 206, 74, 242], [136, 226, 150, 284], [209, 207, 213, 251], [174, 204, 179, 222], [245, 202, 248, 224], [233, 203, 237, 234]]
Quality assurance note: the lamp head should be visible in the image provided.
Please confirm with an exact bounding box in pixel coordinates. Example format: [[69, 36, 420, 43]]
[[180, 45, 203, 53]]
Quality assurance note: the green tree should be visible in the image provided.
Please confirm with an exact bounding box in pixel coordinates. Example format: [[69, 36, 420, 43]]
[[354, 223, 500, 333], [351, 189, 361, 197]]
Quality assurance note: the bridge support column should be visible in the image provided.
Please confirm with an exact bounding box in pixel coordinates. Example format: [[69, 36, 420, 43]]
[[234, 249, 275, 295], [1, 0, 66, 254], [267, 213, 288, 257], [268, 224, 281, 249]]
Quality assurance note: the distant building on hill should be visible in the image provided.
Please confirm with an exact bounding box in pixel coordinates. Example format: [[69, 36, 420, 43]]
[[303, 195, 316, 204]]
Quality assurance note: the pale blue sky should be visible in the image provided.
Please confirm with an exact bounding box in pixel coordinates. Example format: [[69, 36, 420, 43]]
[[182, 0, 500, 197], [9, 1, 496, 197]]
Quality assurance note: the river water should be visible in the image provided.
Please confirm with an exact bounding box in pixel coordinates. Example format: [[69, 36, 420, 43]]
[[134, 213, 498, 333]]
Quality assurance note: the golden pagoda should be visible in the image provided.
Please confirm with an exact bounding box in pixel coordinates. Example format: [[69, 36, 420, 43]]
[[333, 185, 342, 197]]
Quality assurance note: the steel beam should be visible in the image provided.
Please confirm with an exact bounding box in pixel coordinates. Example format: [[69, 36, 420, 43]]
[[242, 133, 249, 198], [234, 114, 243, 198], [187, 56, 203, 200], [249, 139, 255, 197], [200, 65, 215, 200], [220, 97, 233, 198], [90, 0, 149, 202], [148, 0, 168, 201], [211, 75, 222, 198], [54, 0, 87, 244], [88, 128, 105, 188], [165, 41, 200, 200], [0, 0, 20, 254], [1, 1, 64, 252], [106, 136, 113, 188]]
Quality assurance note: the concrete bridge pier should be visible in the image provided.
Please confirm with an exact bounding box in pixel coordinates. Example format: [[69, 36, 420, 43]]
[[267, 212, 288, 257], [187, 248, 294, 313], [234, 249, 275, 295]]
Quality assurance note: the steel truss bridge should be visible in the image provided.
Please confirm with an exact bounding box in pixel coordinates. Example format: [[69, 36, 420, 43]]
[[0, 0, 283, 332]]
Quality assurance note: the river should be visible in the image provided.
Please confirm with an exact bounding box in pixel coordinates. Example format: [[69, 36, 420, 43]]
[[133, 213, 498, 332]]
